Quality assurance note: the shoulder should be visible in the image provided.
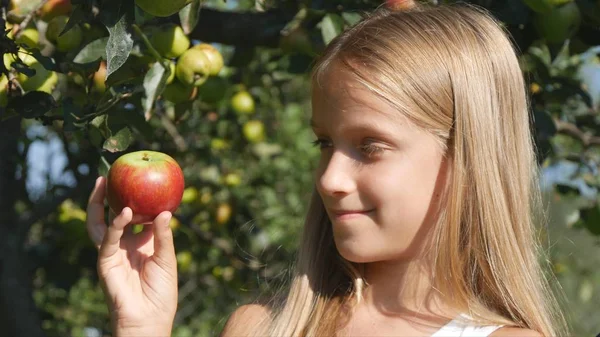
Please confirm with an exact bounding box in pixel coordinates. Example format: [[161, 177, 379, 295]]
[[220, 304, 272, 337], [490, 327, 543, 337]]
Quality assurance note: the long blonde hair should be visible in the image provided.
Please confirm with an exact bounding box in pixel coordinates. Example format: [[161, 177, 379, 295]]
[[250, 2, 567, 336]]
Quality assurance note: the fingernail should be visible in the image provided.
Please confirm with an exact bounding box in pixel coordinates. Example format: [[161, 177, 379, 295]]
[[95, 176, 102, 186]]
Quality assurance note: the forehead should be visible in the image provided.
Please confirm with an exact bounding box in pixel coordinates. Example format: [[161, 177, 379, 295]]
[[310, 62, 409, 133]]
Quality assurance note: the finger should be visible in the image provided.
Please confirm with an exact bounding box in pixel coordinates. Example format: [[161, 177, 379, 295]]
[[86, 176, 107, 248], [151, 211, 176, 271], [99, 207, 133, 259]]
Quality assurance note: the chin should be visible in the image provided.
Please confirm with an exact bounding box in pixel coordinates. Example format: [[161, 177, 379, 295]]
[[335, 243, 380, 264], [335, 241, 412, 264]]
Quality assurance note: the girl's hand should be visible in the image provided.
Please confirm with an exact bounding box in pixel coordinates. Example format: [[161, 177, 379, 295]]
[[86, 176, 178, 336]]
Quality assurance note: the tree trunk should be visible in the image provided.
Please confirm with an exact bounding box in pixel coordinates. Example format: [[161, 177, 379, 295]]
[[0, 117, 46, 337]]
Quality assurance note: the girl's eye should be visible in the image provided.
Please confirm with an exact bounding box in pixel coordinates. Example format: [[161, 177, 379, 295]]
[[310, 139, 385, 158], [311, 138, 329, 149], [360, 144, 385, 157]]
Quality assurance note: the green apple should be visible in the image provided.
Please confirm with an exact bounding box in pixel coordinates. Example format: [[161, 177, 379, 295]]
[[169, 216, 181, 231], [46, 15, 82, 51], [15, 26, 39, 48], [166, 60, 176, 84], [81, 22, 108, 44], [37, 70, 58, 94], [279, 28, 313, 55], [0, 75, 9, 107], [57, 198, 91, 245], [3, 48, 34, 70], [150, 24, 190, 59], [181, 187, 199, 204], [223, 172, 241, 187], [175, 48, 210, 87], [135, 0, 192, 17], [533, 1, 581, 44], [16, 58, 56, 92], [523, 0, 554, 13], [243, 120, 265, 143], [210, 138, 229, 150], [231, 90, 255, 115], [215, 202, 232, 225], [191, 43, 224, 76], [162, 80, 197, 104], [176, 250, 193, 272]]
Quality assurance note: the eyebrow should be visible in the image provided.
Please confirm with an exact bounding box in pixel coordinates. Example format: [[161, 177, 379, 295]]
[[310, 118, 394, 136]]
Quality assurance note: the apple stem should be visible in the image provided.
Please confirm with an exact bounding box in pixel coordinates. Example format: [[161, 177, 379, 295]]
[[142, 153, 149, 161]]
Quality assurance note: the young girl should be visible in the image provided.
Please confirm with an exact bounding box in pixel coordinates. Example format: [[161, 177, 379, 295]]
[[86, 2, 568, 336]]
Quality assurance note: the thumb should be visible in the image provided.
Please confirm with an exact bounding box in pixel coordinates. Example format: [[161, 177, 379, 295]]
[[151, 211, 176, 271]]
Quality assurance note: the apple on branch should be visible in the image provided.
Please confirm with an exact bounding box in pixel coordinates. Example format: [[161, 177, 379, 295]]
[[106, 151, 185, 224]]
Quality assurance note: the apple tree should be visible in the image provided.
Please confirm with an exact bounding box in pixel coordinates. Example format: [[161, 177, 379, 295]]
[[0, 0, 598, 336]]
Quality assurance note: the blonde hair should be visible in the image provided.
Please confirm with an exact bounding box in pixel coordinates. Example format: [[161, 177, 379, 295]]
[[249, 2, 567, 336]]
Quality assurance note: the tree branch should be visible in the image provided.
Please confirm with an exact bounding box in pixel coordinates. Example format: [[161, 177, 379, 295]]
[[178, 7, 298, 47], [554, 118, 600, 148], [0, 116, 46, 337]]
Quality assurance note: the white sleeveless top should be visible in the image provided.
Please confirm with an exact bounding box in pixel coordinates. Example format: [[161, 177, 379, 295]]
[[431, 314, 504, 337]]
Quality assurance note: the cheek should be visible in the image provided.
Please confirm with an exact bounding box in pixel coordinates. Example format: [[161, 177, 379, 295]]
[[367, 159, 441, 243]]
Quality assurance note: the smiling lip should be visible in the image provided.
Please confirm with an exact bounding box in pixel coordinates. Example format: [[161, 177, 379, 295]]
[[332, 209, 373, 220]]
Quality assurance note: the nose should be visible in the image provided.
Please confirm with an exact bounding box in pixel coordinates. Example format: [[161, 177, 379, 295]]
[[315, 150, 357, 197]]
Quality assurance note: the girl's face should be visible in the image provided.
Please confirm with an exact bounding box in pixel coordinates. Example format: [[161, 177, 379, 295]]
[[311, 63, 451, 263]]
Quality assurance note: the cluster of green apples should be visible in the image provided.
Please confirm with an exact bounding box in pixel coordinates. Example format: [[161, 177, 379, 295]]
[[145, 24, 264, 144], [145, 23, 226, 105], [1, 0, 83, 107]]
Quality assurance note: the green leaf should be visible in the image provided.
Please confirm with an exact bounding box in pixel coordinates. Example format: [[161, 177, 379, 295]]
[[142, 61, 169, 119], [96, 86, 139, 113], [320, 13, 344, 45], [10, 61, 35, 77], [579, 203, 600, 235], [91, 114, 110, 137], [533, 109, 557, 138], [6, 91, 58, 118], [100, 0, 135, 78], [109, 108, 154, 140], [60, 6, 86, 37], [63, 59, 102, 77], [341, 12, 363, 26], [0, 109, 19, 122], [103, 126, 133, 152], [62, 98, 84, 131], [28, 48, 60, 72], [179, 0, 202, 34], [555, 183, 580, 196], [74, 37, 109, 64]]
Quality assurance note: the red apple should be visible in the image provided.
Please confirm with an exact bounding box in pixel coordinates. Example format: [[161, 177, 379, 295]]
[[385, 0, 416, 10], [106, 150, 185, 224], [38, 0, 72, 22]]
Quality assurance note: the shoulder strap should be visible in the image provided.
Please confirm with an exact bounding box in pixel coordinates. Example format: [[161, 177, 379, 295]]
[[431, 314, 504, 337]]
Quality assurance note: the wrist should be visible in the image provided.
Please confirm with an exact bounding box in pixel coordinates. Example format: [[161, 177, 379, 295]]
[[113, 320, 173, 337]]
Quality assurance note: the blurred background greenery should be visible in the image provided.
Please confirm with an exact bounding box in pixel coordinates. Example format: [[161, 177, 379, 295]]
[[0, 0, 599, 336]]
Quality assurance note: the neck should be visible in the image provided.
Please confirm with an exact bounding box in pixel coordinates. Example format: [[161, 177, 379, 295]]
[[360, 256, 456, 321]]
